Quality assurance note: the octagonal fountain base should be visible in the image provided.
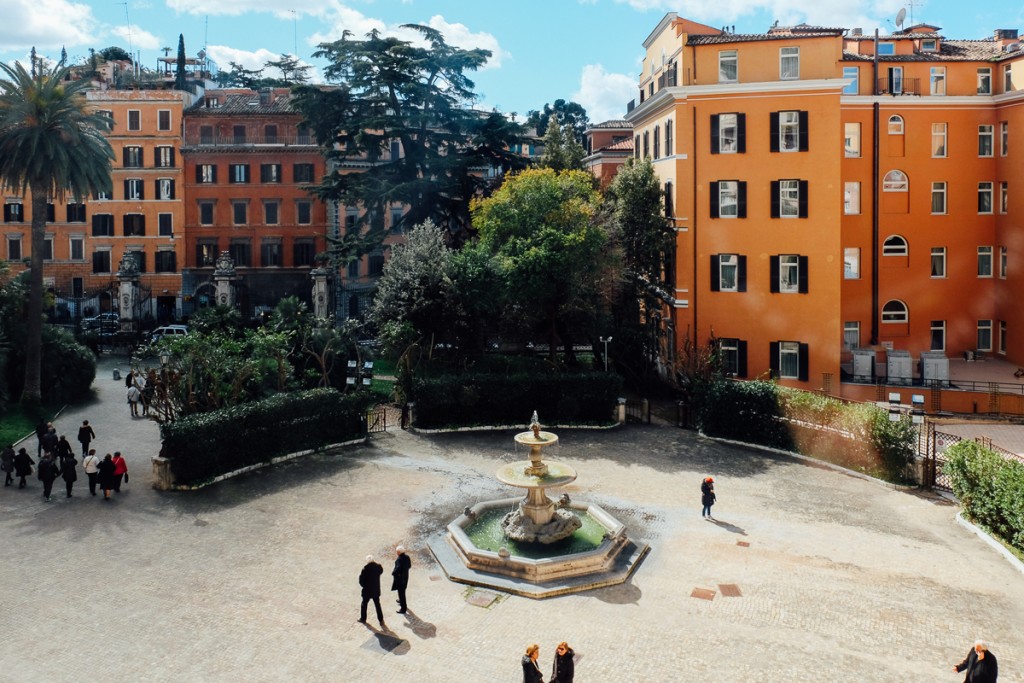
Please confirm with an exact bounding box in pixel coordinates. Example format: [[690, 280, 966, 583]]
[[427, 498, 649, 599]]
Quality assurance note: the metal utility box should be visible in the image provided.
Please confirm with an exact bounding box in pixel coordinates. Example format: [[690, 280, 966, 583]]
[[852, 349, 876, 382], [887, 349, 913, 385], [920, 351, 950, 387]]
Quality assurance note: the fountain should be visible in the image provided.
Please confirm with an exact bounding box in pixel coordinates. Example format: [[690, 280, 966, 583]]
[[428, 413, 649, 599]]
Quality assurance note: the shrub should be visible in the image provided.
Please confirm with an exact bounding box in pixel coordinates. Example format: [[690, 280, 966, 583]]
[[694, 380, 792, 449], [945, 441, 1024, 551]]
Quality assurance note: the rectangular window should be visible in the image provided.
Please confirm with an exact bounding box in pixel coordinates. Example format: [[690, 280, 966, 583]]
[[978, 320, 993, 351], [978, 182, 994, 214], [157, 110, 171, 131], [391, 208, 403, 234], [932, 123, 947, 157], [66, 204, 86, 223], [843, 322, 860, 350], [260, 164, 281, 183], [347, 259, 360, 278], [1000, 320, 1007, 354], [719, 338, 746, 377], [1004, 65, 1013, 92], [390, 140, 401, 160], [930, 67, 946, 95], [233, 125, 246, 144], [887, 66, 903, 94], [877, 42, 895, 55], [779, 111, 800, 152], [979, 125, 994, 157], [3, 202, 23, 223], [718, 181, 739, 218], [91, 214, 114, 236], [780, 47, 799, 80], [369, 251, 385, 276], [123, 146, 143, 168], [196, 242, 218, 267], [200, 125, 214, 144], [712, 113, 744, 154], [92, 250, 111, 274], [69, 237, 83, 261], [844, 123, 861, 157], [1000, 246, 1008, 278], [46, 203, 55, 223], [718, 50, 737, 83], [229, 164, 250, 184], [930, 247, 946, 278], [978, 246, 993, 277], [921, 38, 937, 52], [297, 123, 311, 144], [260, 241, 282, 267], [265, 124, 278, 143], [718, 254, 740, 292], [155, 251, 177, 273], [41, 236, 53, 261], [931, 182, 947, 214], [844, 182, 860, 215], [293, 241, 315, 267], [842, 66, 859, 95], [1000, 182, 1009, 213], [127, 110, 140, 131], [665, 120, 673, 155], [930, 320, 946, 351], [978, 68, 992, 95], [264, 201, 279, 225], [198, 164, 217, 184], [126, 250, 145, 273], [778, 254, 800, 292], [296, 201, 312, 225], [156, 178, 175, 200], [158, 213, 173, 237], [125, 178, 143, 200], [199, 202, 215, 225], [779, 341, 801, 379], [1000, 121, 1008, 156], [123, 214, 145, 237], [6, 235, 22, 260], [844, 247, 860, 279], [293, 163, 315, 183], [229, 241, 251, 268], [156, 146, 175, 168], [232, 202, 248, 225], [779, 179, 800, 217]]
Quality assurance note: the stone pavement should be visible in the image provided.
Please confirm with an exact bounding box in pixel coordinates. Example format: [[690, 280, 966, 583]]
[[1, 354, 1023, 681]]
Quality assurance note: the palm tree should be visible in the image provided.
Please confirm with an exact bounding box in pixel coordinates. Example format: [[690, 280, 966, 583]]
[[0, 57, 113, 403]]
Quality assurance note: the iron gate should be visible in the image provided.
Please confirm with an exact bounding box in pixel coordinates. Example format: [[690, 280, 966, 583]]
[[918, 422, 960, 492], [366, 406, 388, 434], [625, 399, 650, 424]]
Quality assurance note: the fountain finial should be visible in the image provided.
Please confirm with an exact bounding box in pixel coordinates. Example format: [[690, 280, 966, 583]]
[[530, 410, 541, 439]]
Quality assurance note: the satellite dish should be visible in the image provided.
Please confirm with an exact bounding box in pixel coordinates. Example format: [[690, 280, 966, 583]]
[[895, 8, 906, 29]]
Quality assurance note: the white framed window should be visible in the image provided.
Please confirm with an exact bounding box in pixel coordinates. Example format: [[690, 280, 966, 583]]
[[720, 338, 741, 376], [932, 123, 947, 157], [719, 181, 739, 218], [930, 247, 946, 278], [1000, 181, 1009, 213], [930, 320, 946, 351], [1000, 121, 1008, 156], [6, 235, 21, 260], [157, 178, 174, 200], [883, 235, 908, 256], [69, 236, 84, 261], [1000, 320, 1007, 354], [1004, 65, 1014, 92], [930, 67, 946, 95], [888, 115, 904, 135], [778, 341, 800, 379], [156, 146, 174, 168], [921, 38, 938, 52], [123, 145, 143, 168], [779, 179, 799, 217], [883, 170, 908, 192], [779, 111, 800, 152], [877, 43, 895, 55], [978, 246, 993, 277], [719, 254, 739, 291], [127, 109, 141, 131], [199, 164, 216, 183], [844, 247, 860, 279], [979, 125, 994, 156], [718, 113, 739, 153], [843, 321, 860, 350], [931, 182, 947, 214], [719, 50, 737, 83], [158, 213, 173, 237], [844, 122, 861, 157], [886, 66, 903, 94], [780, 47, 799, 80], [1000, 246, 1008, 278], [978, 320, 993, 351], [844, 182, 861, 215], [978, 182, 994, 214], [842, 66, 859, 94], [882, 300, 908, 323], [978, 68, 992, 95], [126, 178, 143, 200], [230, 164, 250, 184], [232, 201, 248, 226], [778, 254, 800, 293]]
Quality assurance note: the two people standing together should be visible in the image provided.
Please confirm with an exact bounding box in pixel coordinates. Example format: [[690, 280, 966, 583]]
[[522, 642, 575, 683], [358, 546, 412, 629]]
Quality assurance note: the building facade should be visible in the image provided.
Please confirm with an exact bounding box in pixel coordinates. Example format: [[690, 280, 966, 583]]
[[583, 120, 634, 188]]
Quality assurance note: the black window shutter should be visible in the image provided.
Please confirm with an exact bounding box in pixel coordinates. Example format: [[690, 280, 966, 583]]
[[737, 113, 747, 153], [769, 112, 780, 152], [212, 166, 217, 183], [2, 205, 9, 221], [770, 181, 780, 218], [169, 180, 176, 200], [738, 182, 747, 218], [195, 166, 202, 183], [769, 342, 780, 379], [710, 115, 720, 154], [710, 182, 720, 218], [770, 255, 780, 292], [737, 340, 748, 378], [122, 148, 128, 166], [738, 256, 747, 292], [798, 343, 810, 381], [799, 180, 809, 217], [138, 182, 144, 201], [170, 148, 176, 167], [799, 111, 809, 151], [245, 165, 251, 182], [123, 180, 129, 199], [798, 255, 809, 293], [710, 255, 721, 291], [92, 251, 103, 272]]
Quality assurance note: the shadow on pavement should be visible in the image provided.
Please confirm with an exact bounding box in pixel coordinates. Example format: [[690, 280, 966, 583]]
[[400, 609, 437, 639], [708, 518, 747, 535]]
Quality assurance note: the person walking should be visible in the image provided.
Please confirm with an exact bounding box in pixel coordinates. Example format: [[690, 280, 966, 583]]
[[522, 644, 544, 683], [551, 641, 575, 683], [97, 454, 116, 500], [358, 555, 385, 628], [127, 384, 142, 417], [61, 454, 78, 498], [77, 420, 96, 457], [391, 545, 412, 614], [14, 447, 34, 489], [82, 450, 101, 496], [41, 427, 58, 458], [701, 476, 716, 519], [35, 419, 48, 457], [56, 435, 74, 465], [2, 444, 15, 486], [111, 452, 128, 492], [953, 640, 998, 682], [37, 453, 59, 502]]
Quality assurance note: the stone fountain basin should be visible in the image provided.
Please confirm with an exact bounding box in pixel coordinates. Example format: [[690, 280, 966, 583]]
[[514, 430, 559, 447], [495, 460, 577, 488]]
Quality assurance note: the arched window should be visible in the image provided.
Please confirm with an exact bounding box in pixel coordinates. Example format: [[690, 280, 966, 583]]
[[888, 115, 904, 134], [881, 300, 909, 323], [882, 235, 908, 256], [883, 170, 908, 192]]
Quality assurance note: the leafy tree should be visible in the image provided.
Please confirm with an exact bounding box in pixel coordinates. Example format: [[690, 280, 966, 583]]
[[0, 59, 113, 403], [539, 114, 586, 172], [526, 99, 589, 141], [264, 54, 311, 85], [292, 25, 528, 260], [217, 61, 265, 89], [472, 168, 609, 362], [187, 305, 245, 337], [174, 34, 188, 91], [99, 46, 132, 62]]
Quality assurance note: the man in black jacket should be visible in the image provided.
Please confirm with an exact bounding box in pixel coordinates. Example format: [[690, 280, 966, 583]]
[[358, 555, 385, 628], [391, 545, 412, 614], [37, 453, 60, 502], [954, 640, 998, 682]]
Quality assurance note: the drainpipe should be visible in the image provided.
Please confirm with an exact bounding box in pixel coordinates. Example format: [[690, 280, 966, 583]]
[[691, 104, 698, 347], [871, 30, 880, 345]]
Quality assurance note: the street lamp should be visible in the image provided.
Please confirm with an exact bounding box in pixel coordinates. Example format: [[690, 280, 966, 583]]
[[599, 336, 613, 372]]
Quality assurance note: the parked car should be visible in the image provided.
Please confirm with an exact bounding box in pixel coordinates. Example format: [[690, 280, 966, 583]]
[[149, 325, 189, 344], [80, 313, 120, 332]]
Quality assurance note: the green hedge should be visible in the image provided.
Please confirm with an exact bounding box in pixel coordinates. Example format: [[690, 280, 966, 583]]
[[694, 380, 793, 449], [945, 441, 1024, 552], [159, 388, 379, 485], [411, 371, 622, 428]]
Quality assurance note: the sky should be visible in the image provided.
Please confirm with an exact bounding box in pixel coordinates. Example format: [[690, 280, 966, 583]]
[[3, 0, 1023, 125]]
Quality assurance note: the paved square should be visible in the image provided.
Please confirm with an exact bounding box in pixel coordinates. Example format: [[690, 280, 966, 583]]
[[1, 356, 1023, 681]]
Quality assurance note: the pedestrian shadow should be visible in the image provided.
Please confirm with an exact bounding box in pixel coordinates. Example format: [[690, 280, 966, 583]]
[[398, 610, 437, 639], [363, 623, 411, 655], [709, 518, 747, 535]]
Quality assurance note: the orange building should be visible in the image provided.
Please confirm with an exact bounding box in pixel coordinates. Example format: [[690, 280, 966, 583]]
[[583, 120, 633, 187], [627, 14, 1024, 393]]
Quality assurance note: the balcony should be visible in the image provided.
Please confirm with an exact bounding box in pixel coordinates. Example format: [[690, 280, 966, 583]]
[[876, 77, 920, 96], [183, 133, 316, 148]]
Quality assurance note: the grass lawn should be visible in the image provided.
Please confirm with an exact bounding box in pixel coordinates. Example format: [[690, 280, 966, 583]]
[[0, 403, 58, 448]]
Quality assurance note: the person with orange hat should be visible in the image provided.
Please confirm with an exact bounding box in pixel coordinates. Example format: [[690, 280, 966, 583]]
[[701, 476, 716, 519]]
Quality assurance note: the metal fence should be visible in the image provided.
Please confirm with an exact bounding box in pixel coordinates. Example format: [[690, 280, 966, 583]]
[[366, 406, 388, 434]]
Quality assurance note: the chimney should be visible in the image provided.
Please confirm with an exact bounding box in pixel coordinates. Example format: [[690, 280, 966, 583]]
[[995, 29, 1019, 47]]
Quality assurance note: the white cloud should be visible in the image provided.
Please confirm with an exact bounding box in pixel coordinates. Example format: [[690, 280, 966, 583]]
[[0, 0, 97, 51], [572, 64, 636, 123], [166, 0, 321, 19], [420, 15, 508, 69], [205, 45, 282, 72], [612, 0, 889, 34], [111, 25, 163, 51]]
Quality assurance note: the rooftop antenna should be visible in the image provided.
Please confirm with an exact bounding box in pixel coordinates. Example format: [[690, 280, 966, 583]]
[[905, 0, 921, 26], [118, 2, 134, 60], [894, 7, 906, 32], [290, 10, 298, 57]]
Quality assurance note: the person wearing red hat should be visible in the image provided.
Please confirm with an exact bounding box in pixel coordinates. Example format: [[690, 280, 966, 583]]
[[701, 477, 716, 519]]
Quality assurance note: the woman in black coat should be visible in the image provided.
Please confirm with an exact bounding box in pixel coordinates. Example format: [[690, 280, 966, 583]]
[[551, 641, 574, 683], [522, 643, 543, 683], [14, 448, 34, 489], [2, 444, 14, 486], [97, 454, 117, 500], [701, 476, 716, 519], [61, 455, 78, 498]]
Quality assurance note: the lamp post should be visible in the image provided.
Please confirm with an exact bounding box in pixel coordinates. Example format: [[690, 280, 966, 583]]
[[599, 336, 613, 372]]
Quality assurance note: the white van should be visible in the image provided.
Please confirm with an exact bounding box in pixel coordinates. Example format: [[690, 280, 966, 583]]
[[150, 325, 189, 344]]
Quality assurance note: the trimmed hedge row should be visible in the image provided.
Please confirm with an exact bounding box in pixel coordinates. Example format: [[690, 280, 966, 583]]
[[411, 371, 623, 428], [159, 388, 379, 485], [694, 380, 793, 449], [945, 441, 1024, 552]]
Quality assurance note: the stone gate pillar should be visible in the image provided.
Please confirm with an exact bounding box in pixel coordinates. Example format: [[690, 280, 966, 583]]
[[310, 266, 331, 319], [212, 251, 237, 308], [116, 253, 140, 332]]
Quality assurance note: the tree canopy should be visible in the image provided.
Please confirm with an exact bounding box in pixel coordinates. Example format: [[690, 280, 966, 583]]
[[174, 34, 188, 91], [526, 99, 589, 141], [99, 46, 132, 62], [539, 114, 586, 172]]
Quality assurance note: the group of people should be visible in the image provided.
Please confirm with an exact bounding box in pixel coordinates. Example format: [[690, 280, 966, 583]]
[[522, 642, 575, 683], [0, 419, 127, 501], [125, 369, 156, 418], [357, 546, 412, 629]]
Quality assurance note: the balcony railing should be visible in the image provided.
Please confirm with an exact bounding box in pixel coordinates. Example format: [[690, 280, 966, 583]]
[[183, 133, 317, 148], [876, 77, 920, 96]]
